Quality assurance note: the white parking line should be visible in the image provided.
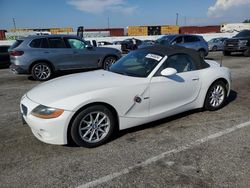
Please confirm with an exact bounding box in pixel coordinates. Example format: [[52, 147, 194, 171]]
[[77, 120, 250, 188]]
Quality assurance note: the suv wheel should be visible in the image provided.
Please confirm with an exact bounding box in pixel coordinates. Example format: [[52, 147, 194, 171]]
[[198, 49, 206, 59], [70, 105, 116, 147], [223, 51, 231, 56], [31, 62, 52, 81], [103, 56, 117, 70], [212, 46, 217, 51], [243, 49, 250, 57]]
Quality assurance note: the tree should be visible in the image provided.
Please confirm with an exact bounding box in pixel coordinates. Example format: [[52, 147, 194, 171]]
[[243, 19, 250, 23]]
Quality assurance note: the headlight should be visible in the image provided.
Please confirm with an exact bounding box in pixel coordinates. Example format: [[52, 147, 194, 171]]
[[239, 40, 248, 46], [31, 105, 64, 119]]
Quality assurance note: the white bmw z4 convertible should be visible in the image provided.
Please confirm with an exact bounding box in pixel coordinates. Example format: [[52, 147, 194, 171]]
[[20, 45, 231, 147]]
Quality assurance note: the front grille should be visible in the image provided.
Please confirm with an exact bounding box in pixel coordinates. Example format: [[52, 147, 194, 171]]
[[225, 39, 239, 46], [21, 104, 28, 116]]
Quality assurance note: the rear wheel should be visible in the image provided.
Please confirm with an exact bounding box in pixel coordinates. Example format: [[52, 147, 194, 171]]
[[223, 50, 231, 56], [204, 81, 227, 111], [70, 105, 116, 147], [102, 56, 117, 70], [31, 62, 53, 81], [212, 46, 217, 51]]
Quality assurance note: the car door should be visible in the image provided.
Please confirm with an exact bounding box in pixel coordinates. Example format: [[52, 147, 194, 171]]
[[64, 37, 100, 69], [46, 37, 74, 70], [149, 53, 201, 117]]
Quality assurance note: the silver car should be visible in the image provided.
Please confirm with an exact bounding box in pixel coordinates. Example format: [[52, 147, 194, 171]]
[[9, 35, 121, 81], [155, 34, 209, 58], [208, 37, 228, 51]]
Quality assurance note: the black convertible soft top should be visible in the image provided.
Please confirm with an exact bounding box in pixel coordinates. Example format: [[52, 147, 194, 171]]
[[137, 45, 208, 70]]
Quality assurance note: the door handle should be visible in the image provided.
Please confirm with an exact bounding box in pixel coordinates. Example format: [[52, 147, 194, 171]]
[[192, 78, 199, 81], [73, 51, 78, 54], [44, 51, 49, 54]]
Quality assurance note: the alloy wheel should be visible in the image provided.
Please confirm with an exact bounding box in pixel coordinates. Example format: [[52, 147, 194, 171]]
[[33, 64, 51, 80], [78, 111, 111, 143], [209, 85, 225, 107]]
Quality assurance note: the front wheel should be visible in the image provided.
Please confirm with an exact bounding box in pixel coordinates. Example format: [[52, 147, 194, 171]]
[[223, 51, 231, 56], [103, 56, 117, 70], [31, 62, 53, 81], [243, 49, 250, 57], [204, 81, 227, 111], [70, 105, 116, 148], [198, 49, 206, 59]]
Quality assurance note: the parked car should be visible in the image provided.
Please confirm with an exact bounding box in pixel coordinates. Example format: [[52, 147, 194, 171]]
[[9, 35, 121, 81], [0, 45, 11, 68], [208, 37, 228, 51], [155, 34, 209, 58], [97, 41, 113, 46], [21, 45, 231, 147], [113, 41, 122, 45], [223, 30, 250, 56], [121, 38, 142, 53], [138, 40, 155, 49]]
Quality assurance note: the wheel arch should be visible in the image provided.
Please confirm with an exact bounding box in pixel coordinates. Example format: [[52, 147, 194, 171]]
[[203, 77, 230, 107], [66, 102, 120, 144], [29, 60, 56, 74]]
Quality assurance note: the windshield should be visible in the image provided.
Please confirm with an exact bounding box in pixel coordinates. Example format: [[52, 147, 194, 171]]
[[234, 30, 250, 38], [109, 51, 163, 78], [156, 35, 175, 45]]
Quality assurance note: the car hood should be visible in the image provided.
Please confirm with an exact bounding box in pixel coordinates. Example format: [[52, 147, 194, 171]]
[[27, 70, 147, 109]]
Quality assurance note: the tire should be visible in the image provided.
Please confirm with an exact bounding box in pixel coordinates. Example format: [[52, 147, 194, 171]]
[[223, 51, 231, 56], [243, 49, 250, 57], [102, 56, 117, 70], [31, 62, 53, 81], [212, 46, 217, 51], [70, 105, 116, 148], [204, 81, 227, 111], [198, 49, 206, 59]]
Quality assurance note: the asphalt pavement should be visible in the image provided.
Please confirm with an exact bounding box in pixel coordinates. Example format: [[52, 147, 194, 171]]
[[0, 52, 250, 188]]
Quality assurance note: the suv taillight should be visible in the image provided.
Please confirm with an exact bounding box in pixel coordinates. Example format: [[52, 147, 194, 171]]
[[10, 50, 24, 56]]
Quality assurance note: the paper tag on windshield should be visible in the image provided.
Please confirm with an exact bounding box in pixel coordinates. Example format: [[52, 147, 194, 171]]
[[145, 54, 163, 61]]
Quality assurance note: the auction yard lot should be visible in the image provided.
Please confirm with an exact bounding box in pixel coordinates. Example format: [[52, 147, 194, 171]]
[[0, 52, 250, 187]]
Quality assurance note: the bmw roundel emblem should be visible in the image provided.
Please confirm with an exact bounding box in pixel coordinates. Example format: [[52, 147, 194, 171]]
[[134, 96, 142, 103]]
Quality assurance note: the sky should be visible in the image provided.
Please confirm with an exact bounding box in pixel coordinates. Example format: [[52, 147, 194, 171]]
[[0, 0, 250, 30]]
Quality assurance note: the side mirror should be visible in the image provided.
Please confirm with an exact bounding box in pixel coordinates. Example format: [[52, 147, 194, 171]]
[[161, 68, 177, 77]]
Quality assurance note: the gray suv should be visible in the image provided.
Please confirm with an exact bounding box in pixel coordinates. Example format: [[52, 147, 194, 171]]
[[9, 35, 121, 81], [156, 34, 209, 58]]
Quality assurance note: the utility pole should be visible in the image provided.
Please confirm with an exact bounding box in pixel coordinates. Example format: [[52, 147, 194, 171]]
[[13, 18, 17, 30], [176, 13, 179, 26], [184, 16, 187, 26]]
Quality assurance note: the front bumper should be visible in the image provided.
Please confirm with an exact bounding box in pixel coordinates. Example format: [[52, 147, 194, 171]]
[[224, 45, 248, 52], [20, 95, 74, 145]]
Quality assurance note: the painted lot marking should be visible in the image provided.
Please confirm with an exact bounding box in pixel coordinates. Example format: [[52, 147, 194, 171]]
[[78, 120, 250, 188]]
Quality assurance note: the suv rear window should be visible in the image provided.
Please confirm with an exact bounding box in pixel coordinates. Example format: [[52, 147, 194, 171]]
[[48, 38, 66, 48], [30, 38, 49, 48], [30, 38, 42, 48], [10, 40, 23, 49]]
